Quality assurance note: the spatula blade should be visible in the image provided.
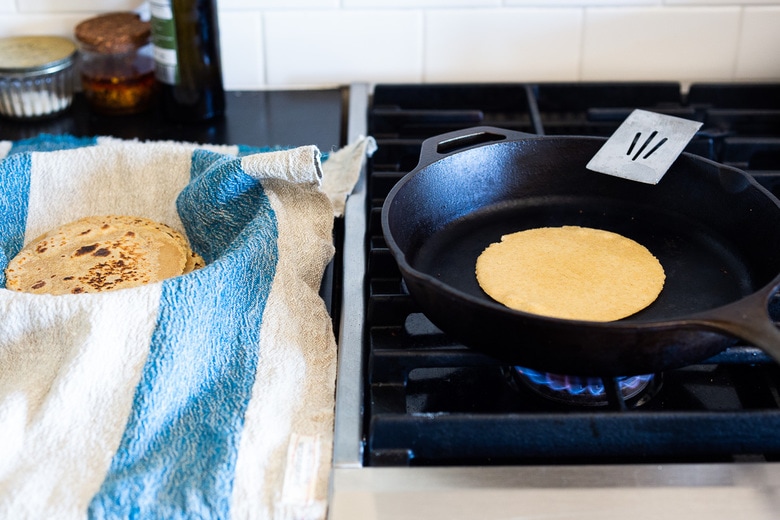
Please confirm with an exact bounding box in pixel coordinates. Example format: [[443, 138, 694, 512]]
[[586, 109, 703, 185]]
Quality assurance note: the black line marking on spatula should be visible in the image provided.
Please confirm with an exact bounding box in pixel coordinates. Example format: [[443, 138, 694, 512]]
[[627, 130, 666, 161], [631, 131, 657, 160], [642, 137, 667, 159], [627, 132, 641, 156]]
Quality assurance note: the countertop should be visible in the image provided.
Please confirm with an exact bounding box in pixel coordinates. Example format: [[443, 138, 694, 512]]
[[0, 89, 345, 151]]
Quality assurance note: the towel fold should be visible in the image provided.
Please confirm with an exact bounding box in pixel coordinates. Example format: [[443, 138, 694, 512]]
[[0, 134, 373, 520]]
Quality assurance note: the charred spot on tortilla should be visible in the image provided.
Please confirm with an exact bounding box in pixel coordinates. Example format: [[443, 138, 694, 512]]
[[4, 215, 205, 295], [475, 225, 665, 322], [75, 244, 99, 256]]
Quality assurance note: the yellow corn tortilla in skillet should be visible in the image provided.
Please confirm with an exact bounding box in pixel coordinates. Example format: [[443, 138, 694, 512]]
[[475, 225, 666, 322]]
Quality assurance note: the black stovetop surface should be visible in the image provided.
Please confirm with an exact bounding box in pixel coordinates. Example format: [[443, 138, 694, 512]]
[[0, 89, 346, 151], [363, 82, 780, 468]]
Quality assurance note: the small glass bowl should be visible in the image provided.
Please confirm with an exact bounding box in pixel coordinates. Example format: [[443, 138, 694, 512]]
[[0, 36, 77, 119]]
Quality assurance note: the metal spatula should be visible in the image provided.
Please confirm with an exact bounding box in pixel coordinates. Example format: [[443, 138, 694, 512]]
[[586, 109, 703, 185]]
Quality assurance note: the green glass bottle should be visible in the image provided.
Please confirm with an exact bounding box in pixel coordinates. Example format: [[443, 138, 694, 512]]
[[149, 0, 225, 121]]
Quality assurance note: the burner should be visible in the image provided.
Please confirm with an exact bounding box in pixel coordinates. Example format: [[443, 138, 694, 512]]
[[512, 367, 660, 408]]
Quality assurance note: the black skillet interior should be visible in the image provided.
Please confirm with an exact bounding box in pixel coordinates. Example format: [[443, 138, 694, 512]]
[[387, 136, 780, 324]]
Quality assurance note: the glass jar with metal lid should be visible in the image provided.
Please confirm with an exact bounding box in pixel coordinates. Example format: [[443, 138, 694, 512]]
[[0, 36, 77, 119], [75, 12, 157, 115]]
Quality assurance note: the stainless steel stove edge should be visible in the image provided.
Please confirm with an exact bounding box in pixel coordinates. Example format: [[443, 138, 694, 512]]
[[329, 464, 780, 520], [332, 82, 371, 469]]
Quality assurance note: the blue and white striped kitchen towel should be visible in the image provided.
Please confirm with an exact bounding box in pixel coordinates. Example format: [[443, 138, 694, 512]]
[[0, 134, 374, 520]]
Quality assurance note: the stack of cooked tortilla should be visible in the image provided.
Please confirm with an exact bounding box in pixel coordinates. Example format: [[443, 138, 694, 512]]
[[5, 215, 204, 295]]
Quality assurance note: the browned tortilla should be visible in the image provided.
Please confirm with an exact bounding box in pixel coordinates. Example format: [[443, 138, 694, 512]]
[[5, 215, 204, 295], [475, 225, 665, 322]]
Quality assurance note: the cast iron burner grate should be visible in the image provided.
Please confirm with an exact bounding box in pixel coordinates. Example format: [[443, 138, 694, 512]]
[[363, 82, 780, 468]]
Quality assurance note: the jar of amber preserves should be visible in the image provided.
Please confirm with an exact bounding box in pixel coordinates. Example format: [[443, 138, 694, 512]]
[[75, 12, 156, 115]]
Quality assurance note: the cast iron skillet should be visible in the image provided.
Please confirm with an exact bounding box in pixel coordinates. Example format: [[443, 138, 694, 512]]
[[381, 127, 780, 376]]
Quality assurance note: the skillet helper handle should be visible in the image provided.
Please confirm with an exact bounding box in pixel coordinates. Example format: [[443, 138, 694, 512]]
[[694, 279, 780, 363], [416, 126, 538, 169]]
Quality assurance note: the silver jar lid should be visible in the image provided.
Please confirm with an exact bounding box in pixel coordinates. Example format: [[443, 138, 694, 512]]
[[0, 36, 77, 76]]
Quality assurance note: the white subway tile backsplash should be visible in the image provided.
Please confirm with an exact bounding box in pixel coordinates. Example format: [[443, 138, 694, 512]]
[[220, 0, 338, 9], [18, 0, 144, 13], [425, 9, 583, 82], [0, 14, 88, 38], [1, 2, 780, 88], [343, 0, 500, 7], [665, 0, 778, 4], [735, 6, 780, 80], [264, 10, 424, 86], [219, 11, 265, 89], [505, 0, 657, 5], [581, 7, 741, 82]]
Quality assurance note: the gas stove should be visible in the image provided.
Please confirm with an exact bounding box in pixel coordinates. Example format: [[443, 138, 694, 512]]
[[330, 82, 780, 519]]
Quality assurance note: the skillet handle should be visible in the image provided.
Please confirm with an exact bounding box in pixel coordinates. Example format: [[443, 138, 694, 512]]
[[415, 126, 538, 170], [692, 279, 780, 364]]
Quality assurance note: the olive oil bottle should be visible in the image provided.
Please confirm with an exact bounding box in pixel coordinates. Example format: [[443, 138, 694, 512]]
[[149, 0, 225, 121]]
